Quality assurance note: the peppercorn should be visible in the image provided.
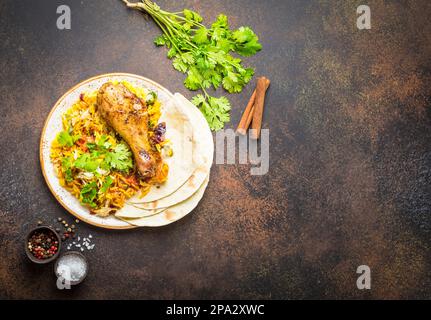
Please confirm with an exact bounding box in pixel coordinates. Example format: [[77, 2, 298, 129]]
[[27, 230, 59, 260]]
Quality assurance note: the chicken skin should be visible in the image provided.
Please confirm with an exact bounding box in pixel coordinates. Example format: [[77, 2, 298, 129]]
[[97, 82, 162, 179]]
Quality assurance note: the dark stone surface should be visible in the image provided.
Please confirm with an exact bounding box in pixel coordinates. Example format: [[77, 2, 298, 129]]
[[0, 0, 430, 299]]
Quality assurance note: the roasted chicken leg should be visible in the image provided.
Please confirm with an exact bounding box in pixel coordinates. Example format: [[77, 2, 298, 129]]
[[97, 82, 162, 179]]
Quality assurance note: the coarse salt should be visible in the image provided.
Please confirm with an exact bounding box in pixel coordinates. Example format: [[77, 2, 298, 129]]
[[67, 234, 96, 251], [56, 254, 87, 282]]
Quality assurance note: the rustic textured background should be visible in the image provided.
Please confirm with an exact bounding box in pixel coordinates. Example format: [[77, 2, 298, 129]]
[[0, 0, 430, 299]]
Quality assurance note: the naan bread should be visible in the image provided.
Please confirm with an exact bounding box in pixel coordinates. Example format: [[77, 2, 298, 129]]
[[131, 93, 213, 209], [120, 175, 209, 227]]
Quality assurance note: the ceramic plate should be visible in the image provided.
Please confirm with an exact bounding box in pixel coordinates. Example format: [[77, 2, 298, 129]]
[[40, 73, 210, 229]]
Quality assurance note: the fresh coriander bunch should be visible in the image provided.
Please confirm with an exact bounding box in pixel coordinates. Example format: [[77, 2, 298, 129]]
[[122, 0, 262, 130]]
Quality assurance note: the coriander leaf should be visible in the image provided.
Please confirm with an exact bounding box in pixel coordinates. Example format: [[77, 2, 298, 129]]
[[146, 91, 158, 106], [57, 131, 74, 147], [80, 181, 98, 207], [64, 169, 73, 182], [192, 94, 231, 131], [167, 47, 177, 59], [191, 94, 206, 106], [207, 51, 226, 65], [183, 9, 203, 23], [114, 143, 132, 156], [181, 52, 195, 64], [232, 26, 254, 43], [232, 27, 262, 56], [173, 57, 188, 73], [211, 14, 229, 30], [99, 159, 110, 171], [216, 38, 233, 53], [222, 71, 243, 93], [240, 67, 255, 84], [210, 72, 222, 89], [211, 27, 229, 41], [199, 68, 220, 89], [104, 143, 133, 171], [86, 143, 97, 152], [154, 35, 167, 46], [236, 38, 262, 57], [61, 155, 73, 170], [97, 135, 112, 149], [202, 79, 212, 89], [61, 156, 74, 182], [196, 56, 215, 71], [100, 175, 114, 194], [182, 22, 193, 31], [193, 27, 209, 44], [75, 153, 99, 173], [184, 67, 203, 90]]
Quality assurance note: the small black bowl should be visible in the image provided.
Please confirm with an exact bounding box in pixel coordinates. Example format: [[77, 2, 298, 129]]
[[25, 226, 62, 264]]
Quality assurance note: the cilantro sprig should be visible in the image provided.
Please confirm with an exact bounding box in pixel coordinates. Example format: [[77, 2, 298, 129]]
[[122, 0, 262, 130]]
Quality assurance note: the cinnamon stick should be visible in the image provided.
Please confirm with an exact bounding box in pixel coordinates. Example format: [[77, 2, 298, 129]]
[[251, 77, 270, 139], [236, 90, 257, 135], [244, 104, 256, 133], [236, 77, 270, 136]]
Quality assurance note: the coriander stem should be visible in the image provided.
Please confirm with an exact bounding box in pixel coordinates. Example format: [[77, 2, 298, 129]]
[[169, 14, 206, 29], [201, 87, 210, 99], [153, 18, 182, 53]]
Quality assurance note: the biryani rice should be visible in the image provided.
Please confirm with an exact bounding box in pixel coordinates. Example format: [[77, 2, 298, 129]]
[[50, 81, 169, 216]]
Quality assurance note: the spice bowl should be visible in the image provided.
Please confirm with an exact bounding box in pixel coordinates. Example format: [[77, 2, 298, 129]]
[[54, 251, 88, 286], [25, 226, 62, 264]]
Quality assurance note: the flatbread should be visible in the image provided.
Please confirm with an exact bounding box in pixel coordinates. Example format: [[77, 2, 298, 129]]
[[132, 98, 197, 203], [120, 175, 209, 227], [115, 206, 165, 219], [131, 93, 213, 209]]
